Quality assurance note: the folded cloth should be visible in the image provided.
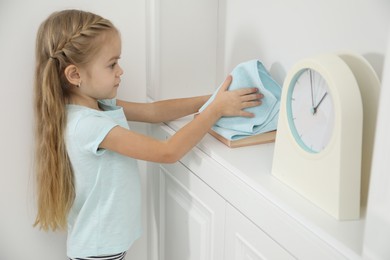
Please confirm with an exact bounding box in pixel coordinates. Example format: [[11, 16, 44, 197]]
[[199, 60, 281, 140]]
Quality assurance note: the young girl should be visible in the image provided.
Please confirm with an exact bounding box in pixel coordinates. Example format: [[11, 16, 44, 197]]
[[33, 9, 262, 260]]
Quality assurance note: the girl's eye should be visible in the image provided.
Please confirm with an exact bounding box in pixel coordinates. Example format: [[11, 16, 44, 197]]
[[110, 63, 117, 69]]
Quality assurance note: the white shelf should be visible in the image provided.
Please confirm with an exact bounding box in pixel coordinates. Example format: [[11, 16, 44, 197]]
[[164, 115, 365, 259]]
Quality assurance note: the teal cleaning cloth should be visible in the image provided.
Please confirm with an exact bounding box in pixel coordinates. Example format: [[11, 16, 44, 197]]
[[199, 60, 281, 140]]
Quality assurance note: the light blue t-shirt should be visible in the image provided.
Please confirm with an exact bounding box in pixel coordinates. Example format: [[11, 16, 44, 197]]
[[65, 99, 141, 258]]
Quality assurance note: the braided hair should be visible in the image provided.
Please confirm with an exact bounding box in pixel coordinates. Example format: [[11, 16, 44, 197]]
[[33, 9, 117, 231]]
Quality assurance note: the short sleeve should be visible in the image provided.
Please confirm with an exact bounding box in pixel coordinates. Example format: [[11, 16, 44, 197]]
[[74, 113, 118, 155]]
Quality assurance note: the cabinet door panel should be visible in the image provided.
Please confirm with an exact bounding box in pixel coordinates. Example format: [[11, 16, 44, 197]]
[[225, 204, 295, 260], [159, 163, 225, 260]]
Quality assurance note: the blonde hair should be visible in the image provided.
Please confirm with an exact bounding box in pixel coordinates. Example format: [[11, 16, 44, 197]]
[[33, 9, 116, 231]]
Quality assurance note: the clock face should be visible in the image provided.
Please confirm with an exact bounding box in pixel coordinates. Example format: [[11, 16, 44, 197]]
[[287, 68, 335, 153]]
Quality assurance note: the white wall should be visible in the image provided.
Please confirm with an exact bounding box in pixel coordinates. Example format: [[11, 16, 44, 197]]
[[151, 0, 390, 101], [220, 0, 390, 85], [148, 0, 220, 100], [0, 1, 147, 259], [363, 32, 390, 260]]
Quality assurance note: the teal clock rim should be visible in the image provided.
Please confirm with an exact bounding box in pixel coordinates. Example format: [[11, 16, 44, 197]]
[[286, 68, 320, 154]]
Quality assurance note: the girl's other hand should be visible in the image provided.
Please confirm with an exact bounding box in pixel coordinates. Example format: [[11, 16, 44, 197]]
[[210, 75, 263, 118]]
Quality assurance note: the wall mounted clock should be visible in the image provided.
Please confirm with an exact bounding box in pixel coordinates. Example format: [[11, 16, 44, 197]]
[[272, 53, 364, 220]]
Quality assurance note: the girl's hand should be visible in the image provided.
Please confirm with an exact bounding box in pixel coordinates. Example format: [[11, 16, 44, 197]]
[[209, 75, 263, 118]]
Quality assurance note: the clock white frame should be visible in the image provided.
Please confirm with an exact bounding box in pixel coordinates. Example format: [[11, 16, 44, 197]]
[[337, 52, 381, 208], [272, 53, 363, 220]]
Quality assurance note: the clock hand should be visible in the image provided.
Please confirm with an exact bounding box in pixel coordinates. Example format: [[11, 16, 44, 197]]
[[312, 92, 328, 114], [309, 69, 315, 109]]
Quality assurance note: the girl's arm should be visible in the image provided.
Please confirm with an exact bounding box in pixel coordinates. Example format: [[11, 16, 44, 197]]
[[100, 76, 262, 163], [116, 95, 211, 123]]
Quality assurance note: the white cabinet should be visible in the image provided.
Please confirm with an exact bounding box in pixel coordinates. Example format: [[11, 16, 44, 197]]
[[149, 121, 364, 260], [158, 162, 225, 260], [157, 160, 294, 260], [224, 204, 294, 260], [145, 0, 384, 258]]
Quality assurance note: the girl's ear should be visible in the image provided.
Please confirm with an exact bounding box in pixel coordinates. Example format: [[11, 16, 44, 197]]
[[64, 64, 81, 86]]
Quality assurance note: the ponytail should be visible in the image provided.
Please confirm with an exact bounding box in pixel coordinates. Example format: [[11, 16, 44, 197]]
[[33, 10, 116, 231], [34, 52, 74, 231]]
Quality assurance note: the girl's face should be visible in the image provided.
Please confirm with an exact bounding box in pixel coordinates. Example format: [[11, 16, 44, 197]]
[[78, 31, 123, 102]]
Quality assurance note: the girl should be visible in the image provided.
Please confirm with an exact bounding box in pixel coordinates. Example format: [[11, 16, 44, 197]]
[[33, 9, 262, 260]]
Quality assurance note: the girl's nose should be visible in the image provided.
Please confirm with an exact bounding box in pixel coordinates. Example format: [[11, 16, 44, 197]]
[[117, 65, 124, 77]]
